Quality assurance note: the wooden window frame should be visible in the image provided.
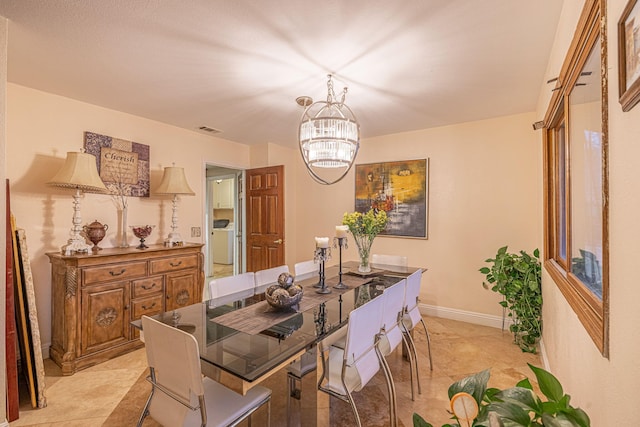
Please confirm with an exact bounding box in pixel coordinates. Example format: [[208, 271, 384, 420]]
[[542, 0, 609, 357]]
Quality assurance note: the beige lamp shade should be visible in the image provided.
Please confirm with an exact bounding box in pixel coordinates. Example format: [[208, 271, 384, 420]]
[[155, 166, 195, 195], [48, 151, 108, 193]]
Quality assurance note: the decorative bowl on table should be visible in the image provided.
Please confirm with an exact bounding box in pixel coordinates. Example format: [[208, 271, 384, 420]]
[[130, 225, 155, 249], [265, 272, 303, 310]]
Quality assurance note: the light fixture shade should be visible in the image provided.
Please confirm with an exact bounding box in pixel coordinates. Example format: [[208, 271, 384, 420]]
[[155, 166, 195, 195], [299, 104, 359, 168], [298, 75, 360, 185], [48, 151, 108, 193]]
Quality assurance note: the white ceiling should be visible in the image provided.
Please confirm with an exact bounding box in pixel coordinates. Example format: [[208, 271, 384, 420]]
[[0, 0, 563, 148]]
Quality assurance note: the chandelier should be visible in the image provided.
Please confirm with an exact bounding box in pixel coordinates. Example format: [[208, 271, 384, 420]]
[[298, 74, 360, 185]]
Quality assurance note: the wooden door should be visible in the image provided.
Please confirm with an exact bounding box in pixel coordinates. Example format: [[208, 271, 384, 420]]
[[246, 165, 285, 272]]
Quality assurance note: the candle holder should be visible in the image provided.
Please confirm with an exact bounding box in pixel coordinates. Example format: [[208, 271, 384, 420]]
[[314, 303, 328, 336], [333, 236, 348, 289], [313, 246, 331, 294]]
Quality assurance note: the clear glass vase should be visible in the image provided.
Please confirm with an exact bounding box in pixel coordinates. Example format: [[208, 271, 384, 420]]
[[117, 206, 130, 248], [353, 234, 374, 273]]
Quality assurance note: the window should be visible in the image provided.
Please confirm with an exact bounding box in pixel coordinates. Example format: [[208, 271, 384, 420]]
[[543, 0, 609, 356]]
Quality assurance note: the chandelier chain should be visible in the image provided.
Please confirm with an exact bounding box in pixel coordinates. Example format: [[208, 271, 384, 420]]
[[326, 74, 348, 105]]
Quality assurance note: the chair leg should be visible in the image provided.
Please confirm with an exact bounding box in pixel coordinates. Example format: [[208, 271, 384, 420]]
[[198, 395, 207, 427], [267, 399, 271, 427], [402, 326, 422, 395], [376, 341, 397, 427], [419, 317, 434, 370], [344, 386, 362, 427], [136, 391, 152, 427], [338, 363, 362, 427], [400, 332, 416, 401], [137, 369, 156, 427]]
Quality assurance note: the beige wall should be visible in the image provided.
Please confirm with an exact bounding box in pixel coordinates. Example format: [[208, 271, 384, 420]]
[[294, 112, 542, 321], [538, 0, 640, 424], [6, 83, 251, 350]]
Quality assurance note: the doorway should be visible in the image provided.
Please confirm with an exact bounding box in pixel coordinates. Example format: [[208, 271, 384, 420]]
[[205, 165, 243, 284]]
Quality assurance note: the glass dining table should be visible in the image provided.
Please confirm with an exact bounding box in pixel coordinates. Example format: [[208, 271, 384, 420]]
[[132, 261, 421, 424]]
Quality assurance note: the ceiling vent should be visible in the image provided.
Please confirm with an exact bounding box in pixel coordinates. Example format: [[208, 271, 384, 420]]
[[198, 126, 221, 134]]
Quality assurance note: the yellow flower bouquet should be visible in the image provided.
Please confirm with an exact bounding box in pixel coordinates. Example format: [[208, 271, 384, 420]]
[[342, 209, 388, 272]]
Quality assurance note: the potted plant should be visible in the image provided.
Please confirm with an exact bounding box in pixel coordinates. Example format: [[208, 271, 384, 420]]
[[479, 246, 542, 353], [342, 209, 388, 273], [413, 364, 590, 427]]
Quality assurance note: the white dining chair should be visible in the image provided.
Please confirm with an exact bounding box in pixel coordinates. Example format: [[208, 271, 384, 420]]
[[138, 315, 271, 427], [372, 254, 408, 268], [294, 260, 319, 281], [318, 295, 396, 427], [209, 272, 255, 300], [254, 265, 289, 289], [402, 269, 433, 396], [378, 278, 418, 402]]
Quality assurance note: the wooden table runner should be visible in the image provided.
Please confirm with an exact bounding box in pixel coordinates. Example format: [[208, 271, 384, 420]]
[[212, 274, 370, 335]]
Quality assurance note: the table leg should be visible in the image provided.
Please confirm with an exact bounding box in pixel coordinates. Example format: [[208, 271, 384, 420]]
[[286, 346, 329, 426]]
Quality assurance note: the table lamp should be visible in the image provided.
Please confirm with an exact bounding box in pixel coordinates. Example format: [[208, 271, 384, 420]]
[[48, 151, 108, 255], [155, 165, 195, 245]]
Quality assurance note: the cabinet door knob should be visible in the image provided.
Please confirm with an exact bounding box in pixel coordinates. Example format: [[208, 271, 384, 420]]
[[109, 268, 126, 276]]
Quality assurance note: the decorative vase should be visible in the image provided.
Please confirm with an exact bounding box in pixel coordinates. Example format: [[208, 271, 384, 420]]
[[353, 234, 374, 273], [83, 220, 108, 252], [118, 206, 130, 248]]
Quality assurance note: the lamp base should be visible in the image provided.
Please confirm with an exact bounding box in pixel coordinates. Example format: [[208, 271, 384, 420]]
[[164, 232, 184, 247], [61, 237, 91, 256]]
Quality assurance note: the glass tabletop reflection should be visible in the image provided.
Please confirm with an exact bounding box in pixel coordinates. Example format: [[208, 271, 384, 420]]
[[133, 269, 417, 384]]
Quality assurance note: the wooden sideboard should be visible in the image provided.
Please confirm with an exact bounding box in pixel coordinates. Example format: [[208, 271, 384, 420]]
[[46, 243, 204, 375]]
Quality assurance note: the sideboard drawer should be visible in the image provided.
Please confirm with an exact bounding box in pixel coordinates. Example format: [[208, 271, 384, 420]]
[[83, 261, 147, 285], [132, 276, 164, 298], [132, 294, 164, 320], [150, 255, 198, 274]]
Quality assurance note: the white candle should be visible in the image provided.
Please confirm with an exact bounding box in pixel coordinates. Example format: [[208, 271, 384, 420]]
[[315, 236, 329, 248], [335, 225, 348, 238]]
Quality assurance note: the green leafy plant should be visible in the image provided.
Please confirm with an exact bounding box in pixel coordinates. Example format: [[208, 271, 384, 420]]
[[342, 209, 388, 271], [479, 246, 542, 353], [413, 364, 590, 427]]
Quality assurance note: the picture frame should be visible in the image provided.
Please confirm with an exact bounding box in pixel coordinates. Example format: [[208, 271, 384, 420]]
[[84, 131, 150, 197], [618, 0, 640, 111], [354, 159, 428, 239]]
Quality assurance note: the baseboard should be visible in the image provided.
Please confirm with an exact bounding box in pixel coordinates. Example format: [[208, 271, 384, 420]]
[[1, 419, 9, 427], [420, 303, 550, 366], [419, 303, 513, 330], [42, 342, 50, 359], [538, 338, 550, 370]]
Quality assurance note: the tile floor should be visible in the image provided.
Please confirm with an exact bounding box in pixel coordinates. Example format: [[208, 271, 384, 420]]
[[12, 316, 541, 426]]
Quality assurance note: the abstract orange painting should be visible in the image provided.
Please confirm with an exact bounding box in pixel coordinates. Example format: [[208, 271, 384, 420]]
[[354, 159, 428, 238]]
